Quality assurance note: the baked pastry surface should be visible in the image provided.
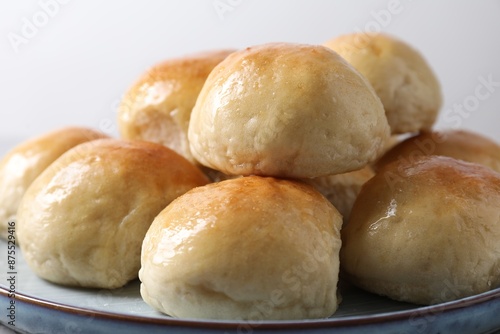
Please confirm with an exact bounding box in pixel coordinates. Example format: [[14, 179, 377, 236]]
[[324, 33, 442, 134], [188, 42, 390, 178], [118, 50, 234, 162], [341, 155, 500, 305], [140, 176, 343, 319], [0, 126, 108, 239], [17, 138, 209, 289]]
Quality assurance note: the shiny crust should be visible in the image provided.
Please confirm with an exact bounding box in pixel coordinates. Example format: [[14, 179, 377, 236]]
[[324, 33, 442, 134], [341, 156, 500, 305], [140, 176, 343, 320], [17, 139, 209, 289], [118, 50, 234, 162], [375, 129, 500, 173], [188, 42, 390, 178], [0, 127, 108, 239]]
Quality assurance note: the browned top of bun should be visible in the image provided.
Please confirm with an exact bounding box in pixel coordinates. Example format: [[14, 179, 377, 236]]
[[122, 50, 235, 107], [375, 130, 500, 173], [118, 50, 235, 162]]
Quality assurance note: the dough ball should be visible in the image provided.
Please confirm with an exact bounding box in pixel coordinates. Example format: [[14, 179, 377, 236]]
[[17, 139, 209, 289], [324, 33, 442, 134], [0, 126, 108, 239], [118, 50, 234, 163], [188, 42, 390, 178], [140, 176, 343, 320], [341, 155, 500, 305]]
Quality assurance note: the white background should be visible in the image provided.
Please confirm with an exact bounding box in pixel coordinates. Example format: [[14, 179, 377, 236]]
[[0, 0, 500, 152]]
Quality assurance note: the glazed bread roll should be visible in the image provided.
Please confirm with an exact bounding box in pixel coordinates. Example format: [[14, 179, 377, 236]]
[[188, 42, 390, 178], [375, 129, 500, 173], [0, 126, 108, 239], [17, 139, 209, 289], [341, 156, 500, 305], [324, 33, 442, 134], [118, 50, 234, 163], [303, 166, 374, 224], [140, 176, 343, 320]]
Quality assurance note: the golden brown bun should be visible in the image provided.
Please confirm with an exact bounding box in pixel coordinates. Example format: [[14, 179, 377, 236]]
[[303, 166, 374, 224], [118, 50, 234, 162], [375, 129, 500, 173], [188, 42, 390, 178], [324, 33, 442, 134], [140, 176, 342, 320], [0, 127, 108, 239], [341, 156, 500, 305], [17, 139, 209, 289]]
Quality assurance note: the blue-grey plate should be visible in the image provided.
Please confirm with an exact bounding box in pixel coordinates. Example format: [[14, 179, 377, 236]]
[[0, 239, 499, 334]]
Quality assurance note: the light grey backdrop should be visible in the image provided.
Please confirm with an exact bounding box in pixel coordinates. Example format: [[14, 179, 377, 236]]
[[1, 0, 499, 149]]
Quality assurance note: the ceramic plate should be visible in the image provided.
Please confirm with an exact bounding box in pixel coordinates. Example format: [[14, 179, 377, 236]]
[[0, 239, 500, 334]]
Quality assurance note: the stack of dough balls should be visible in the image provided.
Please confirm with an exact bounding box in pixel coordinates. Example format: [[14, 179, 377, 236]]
[[8, 30, 494, 322], [138, 41, 392, 320], [17, 138, 208, 289], [305, 32, 444, 226], [320, 33, 500, 307], [0, 126, 108, 239], [341, 156, 500, 305]]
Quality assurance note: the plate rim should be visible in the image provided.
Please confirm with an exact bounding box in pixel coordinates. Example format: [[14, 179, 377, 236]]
[[1, 285, 500, 330]]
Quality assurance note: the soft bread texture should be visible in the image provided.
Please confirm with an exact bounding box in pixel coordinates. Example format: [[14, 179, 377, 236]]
[[303, 166, 374, 225], [17, 139, 209, 289], [0, 127, 108, 239], [341, 156, 500, 305], [140, 176, 343, 320], [188, 42, 390, 178], [324, 33, 442, 134], [118, 50, 234, 163], [375, 130, 500, 173]]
